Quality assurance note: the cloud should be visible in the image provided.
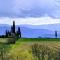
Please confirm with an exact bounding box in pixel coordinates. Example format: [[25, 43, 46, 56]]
[[12, 0, 56, 17], [0, 0, 60, 18], [0, 16, 60, 25]]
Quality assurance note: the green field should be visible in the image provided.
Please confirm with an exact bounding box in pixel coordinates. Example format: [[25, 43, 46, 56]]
[[0, 38, 60, 60]]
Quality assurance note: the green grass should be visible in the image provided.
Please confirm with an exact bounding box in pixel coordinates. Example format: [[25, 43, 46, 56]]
[[0, 38, 60, 60], [0, 38, 60, 43], [10, 38, 60, 60], [17, 38, 60, 42]]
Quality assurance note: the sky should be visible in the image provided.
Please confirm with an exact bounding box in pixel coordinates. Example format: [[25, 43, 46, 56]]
[[0, 0, 60, 25]]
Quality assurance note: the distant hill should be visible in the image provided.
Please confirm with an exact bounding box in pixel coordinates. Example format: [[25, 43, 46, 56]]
[[20, 26, 55, 38], [0, 24, 10, 35], [18, 23, 60, 38], [0, 23, 60, 38], [19, 23, 60, 31]]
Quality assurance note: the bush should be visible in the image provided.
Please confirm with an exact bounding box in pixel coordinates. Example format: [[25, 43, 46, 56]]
[[7, 38, 16, 44]]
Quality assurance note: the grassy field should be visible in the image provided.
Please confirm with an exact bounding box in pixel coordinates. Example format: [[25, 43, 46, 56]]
[[0, 38, 60, 60]]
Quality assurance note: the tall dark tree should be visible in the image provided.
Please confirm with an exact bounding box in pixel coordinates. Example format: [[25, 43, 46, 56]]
[[55, 31, 57, 38], [6, 30, 8, 37], [18, 27, 21, 38], [11, 26, 13, 33], [13, 21, 15, 33]]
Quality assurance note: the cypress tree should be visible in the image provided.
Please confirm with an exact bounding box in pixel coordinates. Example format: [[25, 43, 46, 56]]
[[13, 21, 15, 33], [18, 27, 21, 38], [6, 30, 8, 37], [55, 31, 57, 38]]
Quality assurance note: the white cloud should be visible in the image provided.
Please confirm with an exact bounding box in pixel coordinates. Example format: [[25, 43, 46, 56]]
[[0, 16, 60, 25], [0, 0, 60, 18]]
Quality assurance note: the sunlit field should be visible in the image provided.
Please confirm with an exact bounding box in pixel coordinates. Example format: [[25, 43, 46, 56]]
[[0, 38, 60, 60]]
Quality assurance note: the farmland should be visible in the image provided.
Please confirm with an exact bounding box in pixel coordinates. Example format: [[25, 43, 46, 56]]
[[0, 38, 60, 60]]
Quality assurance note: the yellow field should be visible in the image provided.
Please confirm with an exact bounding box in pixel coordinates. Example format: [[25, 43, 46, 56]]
[[8, 41, 60, 60], [0, 38, 60, 60]]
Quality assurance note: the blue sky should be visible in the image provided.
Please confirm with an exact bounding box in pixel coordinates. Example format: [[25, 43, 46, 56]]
[[0, 0, 60, 18], [0, 0, 60, 25]]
